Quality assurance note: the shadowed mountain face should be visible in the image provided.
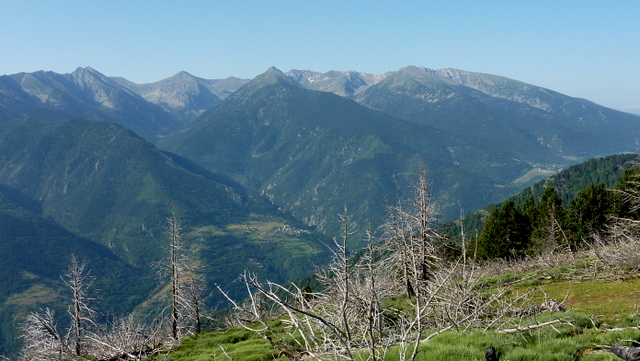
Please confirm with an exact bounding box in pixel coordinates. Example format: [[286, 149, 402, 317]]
[[0, 185, 155, 357], [0, 116, 329, 266]]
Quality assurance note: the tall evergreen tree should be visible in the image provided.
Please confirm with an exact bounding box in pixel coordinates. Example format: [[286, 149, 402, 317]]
[[476, 200, 531, 259], [567, 183, 611, 247], [530, 186, 568, 251]]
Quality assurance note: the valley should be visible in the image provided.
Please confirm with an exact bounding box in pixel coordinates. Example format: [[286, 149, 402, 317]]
[[0, 64, 639, 359]]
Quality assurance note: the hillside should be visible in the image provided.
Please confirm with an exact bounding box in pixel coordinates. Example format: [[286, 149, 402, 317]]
[[0, 118, 332, 357], [150, 250, 640, 361], [0, 186, 155, 356], [147, 184, 640, 361], [160, 67, 524, 245]]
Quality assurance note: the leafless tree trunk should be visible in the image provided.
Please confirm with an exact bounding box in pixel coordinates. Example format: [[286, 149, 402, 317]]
[[182, 271, 206, 334], [413, 170, 439, 282], [167, 213, 182, 341], [63, 254, 96, 357], [338, 206, 353, 358], [164, 212, 206, 340], [384, 202, 415, 297], [363, 229, 381, 361]]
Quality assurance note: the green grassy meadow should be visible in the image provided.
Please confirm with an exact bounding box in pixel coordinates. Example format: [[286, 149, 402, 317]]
[[146, 252, 640, 361]]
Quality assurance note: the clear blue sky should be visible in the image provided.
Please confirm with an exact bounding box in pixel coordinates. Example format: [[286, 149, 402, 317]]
[[1, 1, 638, 112]]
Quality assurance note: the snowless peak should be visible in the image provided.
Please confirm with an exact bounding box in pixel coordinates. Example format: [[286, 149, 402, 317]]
[[71, 66, 110, 83], [174, 71, 194, 77], [73, 66, 100, 75], [169, 71, 198, 82], [399, 65, 435, 73], [265, 66, 284, 75]]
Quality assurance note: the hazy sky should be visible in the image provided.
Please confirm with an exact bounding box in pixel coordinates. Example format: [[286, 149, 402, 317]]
[[1, 1, 638, 112]]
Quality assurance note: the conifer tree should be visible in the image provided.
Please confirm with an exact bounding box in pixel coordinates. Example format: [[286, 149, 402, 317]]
[[476, 200, 531, 259], [568, 183, 611, 246], [530, 186, 568, 251]]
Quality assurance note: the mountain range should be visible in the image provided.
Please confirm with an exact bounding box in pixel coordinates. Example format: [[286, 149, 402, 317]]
[[160, 67, 524, 241], [112, 72, 248, 124], [2, 64, 638, 252], [1, 64, 639, 356]]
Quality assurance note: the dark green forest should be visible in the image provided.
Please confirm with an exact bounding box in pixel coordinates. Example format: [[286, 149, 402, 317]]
[[461, 154, 640, 260]]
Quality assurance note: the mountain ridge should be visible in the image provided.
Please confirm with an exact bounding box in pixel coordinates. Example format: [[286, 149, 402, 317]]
[[112, 71, 249, 123], [0, 67, 181, 139], [161, 67, 529, 243]]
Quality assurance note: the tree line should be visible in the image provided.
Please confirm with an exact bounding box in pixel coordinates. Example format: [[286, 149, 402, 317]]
[[470, 168, 640, 260]]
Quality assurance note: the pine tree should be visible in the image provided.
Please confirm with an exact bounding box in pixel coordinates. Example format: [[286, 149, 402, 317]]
[[567, 183, 611, 246], [476, 200, 531, 259], [530, 186, 568, 251]]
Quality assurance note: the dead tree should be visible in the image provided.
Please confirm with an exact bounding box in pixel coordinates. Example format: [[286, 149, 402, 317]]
[[383, 170, 440, 295], [383, 201, 415, 297], [86, 314, 167, 360], [413, 170, 440, 282], [19, 308, 70, 361], [20, 255, 98, 360], [167, 213, 182, 340], [163, 212, 205, 340], [337, 206, 354, 359], [62, 254, 97, 357], [181, 270, 206, 334]]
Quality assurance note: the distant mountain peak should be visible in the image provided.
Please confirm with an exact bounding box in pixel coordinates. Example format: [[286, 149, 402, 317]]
[[390, 66, 451, 86], [244, 66, 299, 90], [170, 70, 197, 80], [399, 65, 436, 74], [266, 66, 283, 74], [284, 69, 387, 98], [72, 66, 102, 77], [70, 66, 113, 87]]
